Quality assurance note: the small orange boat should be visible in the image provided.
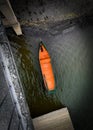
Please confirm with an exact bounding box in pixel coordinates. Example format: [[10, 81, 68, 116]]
[[39, 41, 55, 92]]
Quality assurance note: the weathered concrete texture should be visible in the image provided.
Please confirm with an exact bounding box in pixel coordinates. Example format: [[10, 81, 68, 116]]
[[0, 0, 22, 35], [33, 108, 74, 130], [9, 0, 93, 25], [0, 63, 21, 130], [0, 21, 34, 130]]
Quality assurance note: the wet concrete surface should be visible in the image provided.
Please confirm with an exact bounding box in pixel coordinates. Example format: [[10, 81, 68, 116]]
[[0, 22, 33, 130], [0, 64, 22, 130], [10, 0, 93, 25], [0, 22, 21, 130]]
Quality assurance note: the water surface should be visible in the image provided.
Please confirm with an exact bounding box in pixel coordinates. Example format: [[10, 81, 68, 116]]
[[8, 23, 93, 130], [8, 34, 63, 118]]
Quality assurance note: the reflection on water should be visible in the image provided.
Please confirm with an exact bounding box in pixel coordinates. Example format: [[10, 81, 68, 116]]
[[8, 35, 63, 118]]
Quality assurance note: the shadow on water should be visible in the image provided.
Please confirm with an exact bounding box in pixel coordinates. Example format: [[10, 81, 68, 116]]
[[8, 34, 63, 118]]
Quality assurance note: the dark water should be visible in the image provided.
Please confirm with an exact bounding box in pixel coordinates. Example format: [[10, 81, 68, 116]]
[[8, 33, 63, 118], [8, 23, 93, 130]]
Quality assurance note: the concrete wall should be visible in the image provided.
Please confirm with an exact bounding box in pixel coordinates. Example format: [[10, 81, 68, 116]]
[[10, 0, 93, 24]]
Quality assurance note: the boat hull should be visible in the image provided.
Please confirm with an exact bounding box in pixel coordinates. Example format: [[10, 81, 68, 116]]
[[39, 42, 55, 92]]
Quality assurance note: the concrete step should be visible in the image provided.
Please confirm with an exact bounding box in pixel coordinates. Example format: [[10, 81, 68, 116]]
[[33, 108, 74, 130]]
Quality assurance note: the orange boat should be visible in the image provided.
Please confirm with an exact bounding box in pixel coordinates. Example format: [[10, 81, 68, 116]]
[[39, 42, 55, 92]]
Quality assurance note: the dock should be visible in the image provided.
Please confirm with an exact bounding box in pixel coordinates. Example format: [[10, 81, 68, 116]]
[[33, 108, 74, 130]]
